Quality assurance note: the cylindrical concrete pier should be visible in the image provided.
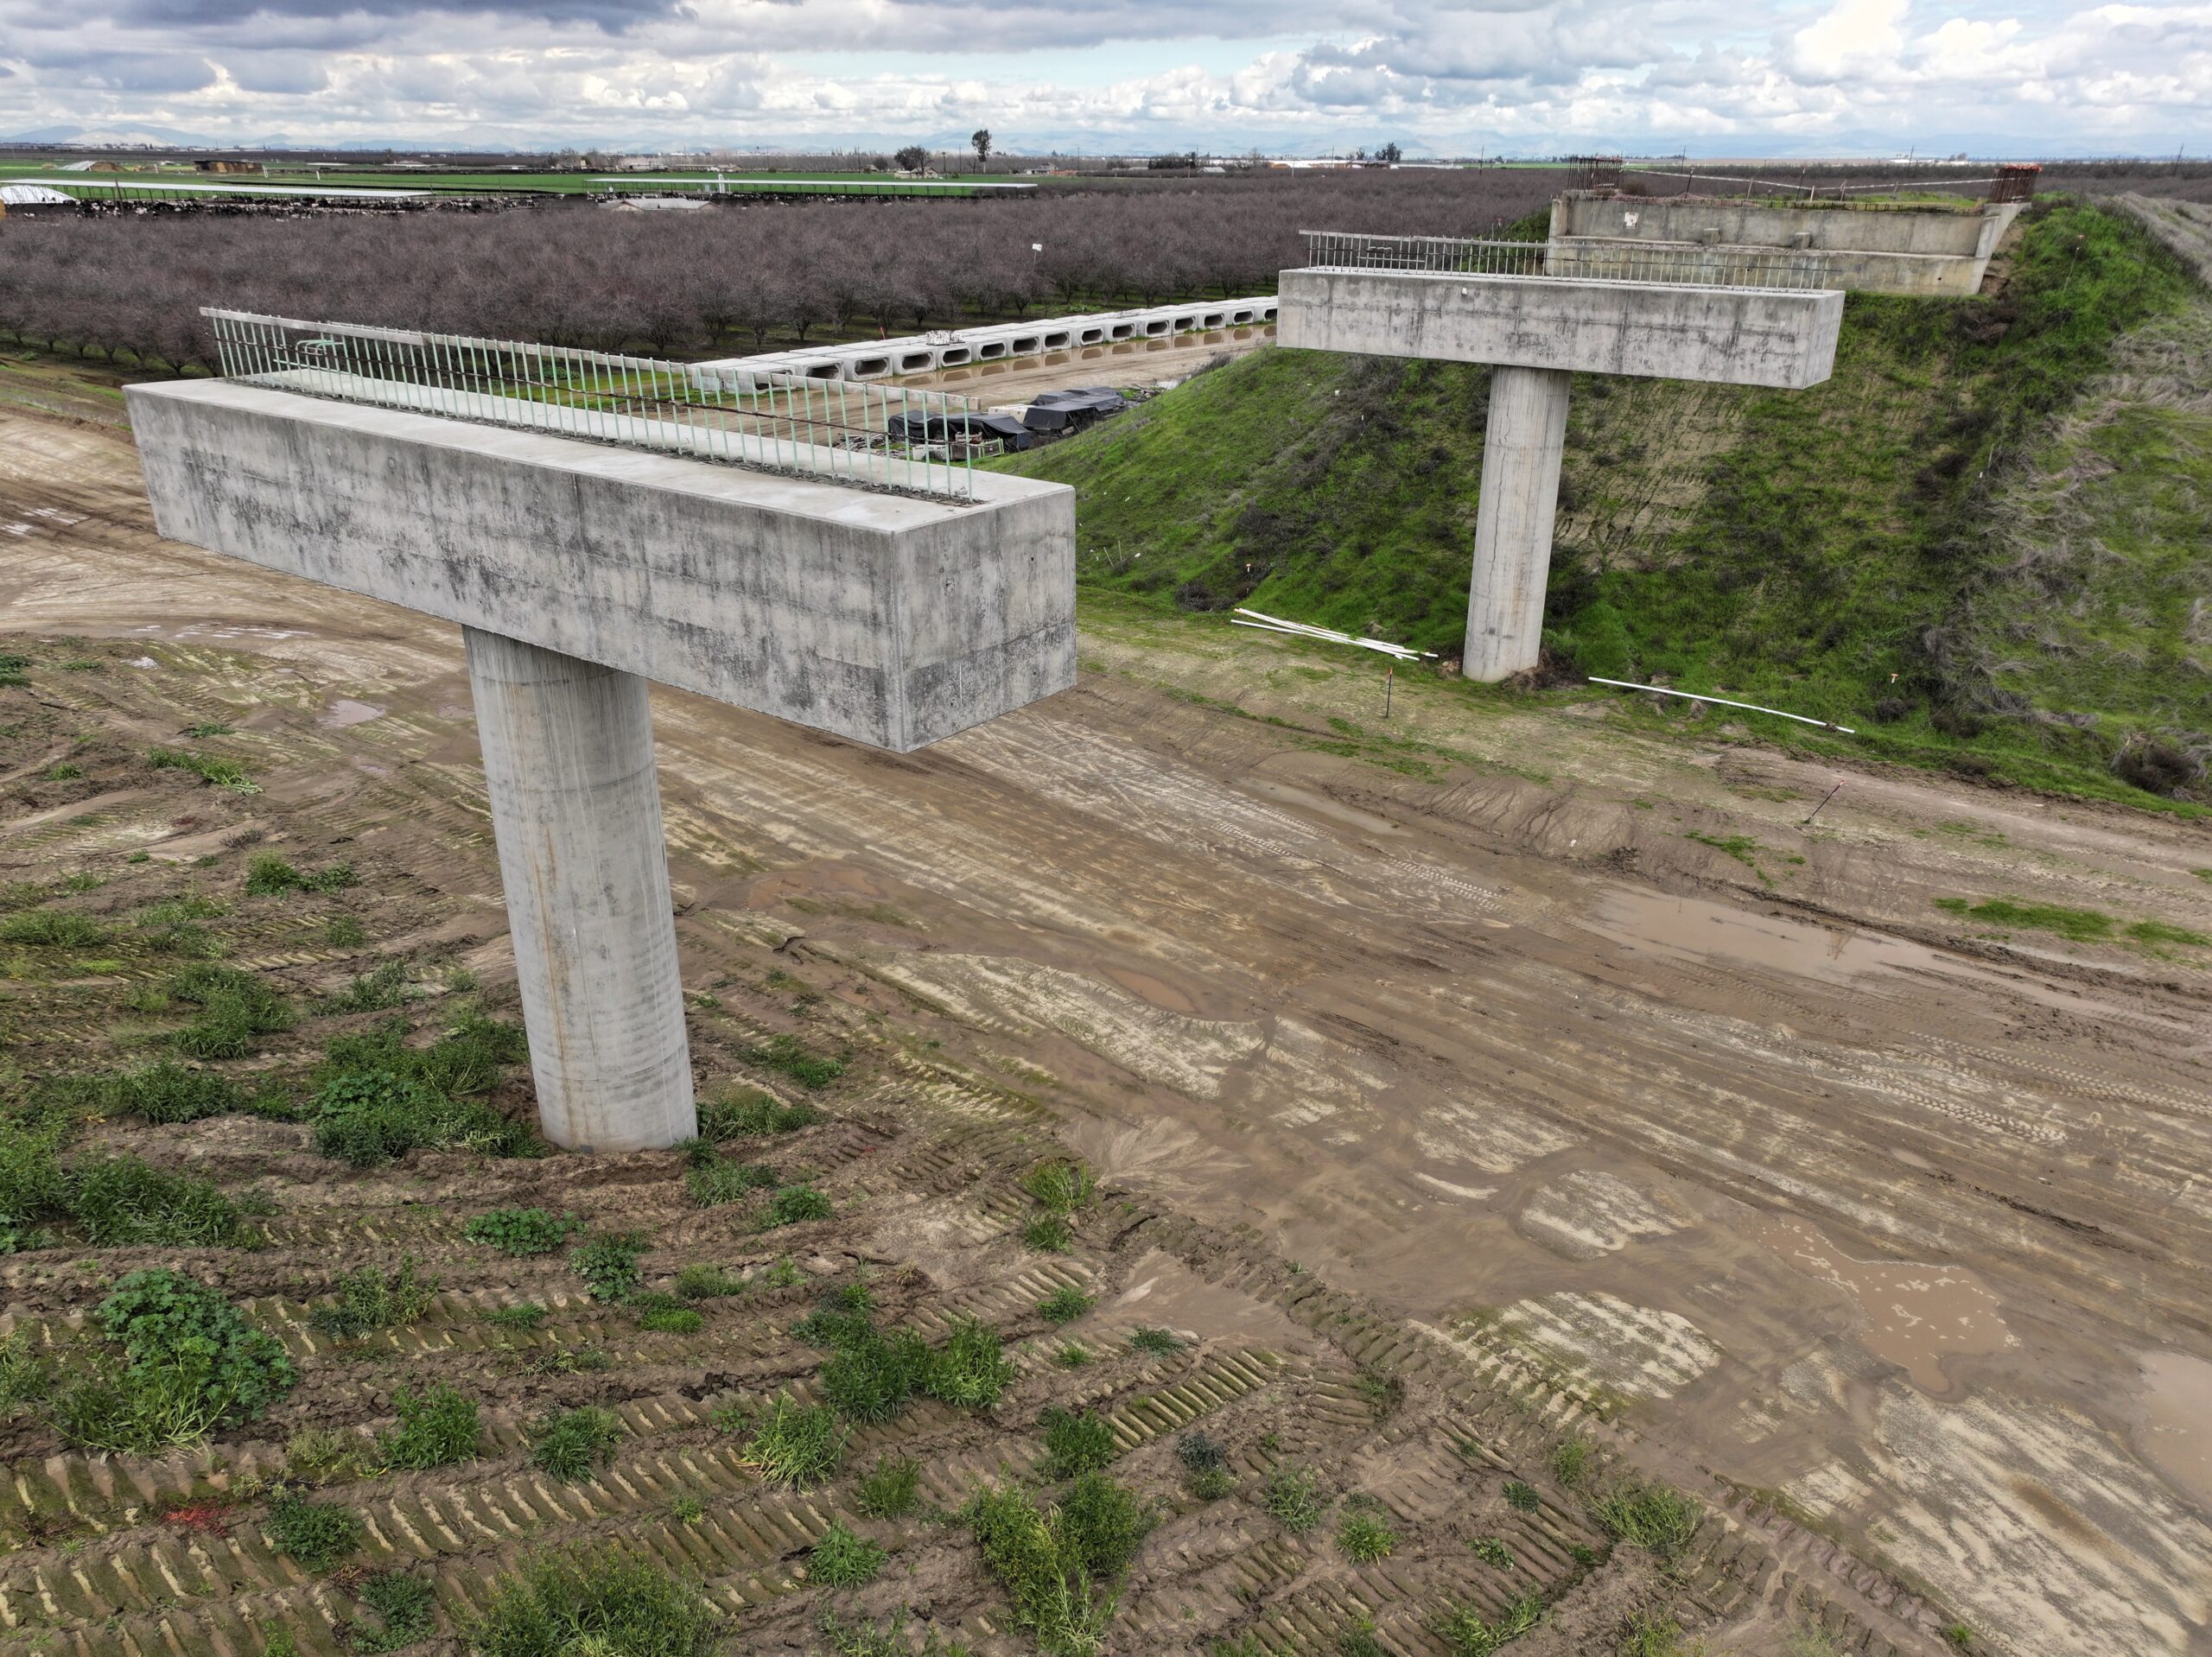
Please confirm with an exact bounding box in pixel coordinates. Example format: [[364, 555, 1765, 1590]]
[[1465, 365, 1573, 682], [463, 626, 696, 1152]]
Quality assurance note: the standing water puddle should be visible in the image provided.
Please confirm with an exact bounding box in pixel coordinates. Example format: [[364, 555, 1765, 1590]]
[[2137, 1349, 2212, 1509], [1754, 1216, 2012, 1393]]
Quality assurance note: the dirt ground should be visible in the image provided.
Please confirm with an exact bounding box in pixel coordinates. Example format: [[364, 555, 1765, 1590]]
[[3, 399, 2210, 1657]]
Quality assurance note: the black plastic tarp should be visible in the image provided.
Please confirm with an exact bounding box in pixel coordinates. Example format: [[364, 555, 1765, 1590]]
[[1021, 386, 1129, 434], [886, 411, 1034, 450]]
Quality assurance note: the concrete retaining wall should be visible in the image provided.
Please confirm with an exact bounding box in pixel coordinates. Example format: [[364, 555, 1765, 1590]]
[[693, 296, 1281, 390], [128, 380, 1076, 752], [1278, 270, 1842, 388]]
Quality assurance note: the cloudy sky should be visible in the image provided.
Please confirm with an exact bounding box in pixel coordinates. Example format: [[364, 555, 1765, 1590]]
[[3, 0, 2209, 155]]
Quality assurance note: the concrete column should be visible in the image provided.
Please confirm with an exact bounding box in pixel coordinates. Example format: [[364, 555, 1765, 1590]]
[[463, 626, 695, 1152], [1465, 365, 1573, 682]]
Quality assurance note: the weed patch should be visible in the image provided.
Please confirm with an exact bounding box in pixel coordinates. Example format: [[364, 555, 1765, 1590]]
[[741, 1393, 846, 1488], [1434, 1589, 1545, 1655], [569, 1233, 648, 1303], [743, 1035, 844, 1089], [311, 1070, 530, 1167], [378, 1383, 480, 1469], [855, 1454, 922, 1519], [149, 747, 257, 793], [1262, 1464, 1327, 1534], [309, 1258, 438, 1340], [966, 1474, 1153, 1657], [245, 854, 358, 896], [923, 1317, 1015, 1410], [698, 1089, 821, 1138], [531, 1406, 625, 1480], [810, 1520, 887, 1588], [1336, 1511, 1395, 1564], [1039, 1407, 1120, 1478], [1590, 1478, 1700, 1560], [1037, 1285, 1094, 1324], [465, 1208, 582, 1256], [468, 1549, 719, 1657], [760, 1183, 833, 1228], [267, 1490, 364, 1572]]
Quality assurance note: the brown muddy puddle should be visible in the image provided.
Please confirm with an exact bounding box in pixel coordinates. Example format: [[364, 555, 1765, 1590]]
[[1598, 886, 1950, 985], [318, 698, 385, 728], [2137, 1349, 2212, 1511], [1754, 1216, 2012, 1392]]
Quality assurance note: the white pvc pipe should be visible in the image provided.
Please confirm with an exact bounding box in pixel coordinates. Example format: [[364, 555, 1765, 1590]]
[[1588, 676, 1856, 733]]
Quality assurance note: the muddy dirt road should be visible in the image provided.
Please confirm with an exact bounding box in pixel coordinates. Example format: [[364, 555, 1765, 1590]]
[[3, 404, 2210, 1657]]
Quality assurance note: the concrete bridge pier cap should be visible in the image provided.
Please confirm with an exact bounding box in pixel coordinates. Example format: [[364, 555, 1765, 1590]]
[[126, 378, 1077, 1152], [1278, 267, 1845, 682]]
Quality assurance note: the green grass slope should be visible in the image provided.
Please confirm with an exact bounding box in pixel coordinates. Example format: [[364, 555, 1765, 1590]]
[[1002, 201, 2208, 809]]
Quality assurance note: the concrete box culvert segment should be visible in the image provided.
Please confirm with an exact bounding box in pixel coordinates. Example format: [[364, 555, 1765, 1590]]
[[128, 378, 1077, 1152]]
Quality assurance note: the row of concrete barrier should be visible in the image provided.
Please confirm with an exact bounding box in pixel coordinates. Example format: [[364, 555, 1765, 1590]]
[[692, 296, 1280, 390]]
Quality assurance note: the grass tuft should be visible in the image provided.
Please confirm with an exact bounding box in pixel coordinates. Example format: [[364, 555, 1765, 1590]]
[[469, 1548, 719, 1657], [855, 1453, 923, 1519], [1039, 1407, 1121, 1479], [266, 1490, 364, 1572], [308, 1257, 438, 1339], [742, 1393, 846, 1488], [378, 1383, 480, 1470], [810, 1520, 887, 1588], [531, 1406, 625, 1480], [1261, 1464, 1327, 1534], [1037, 1285, 1094, 1325]]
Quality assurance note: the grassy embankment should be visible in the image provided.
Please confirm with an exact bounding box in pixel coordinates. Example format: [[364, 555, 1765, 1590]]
[[1001, 200, 2210, 810]]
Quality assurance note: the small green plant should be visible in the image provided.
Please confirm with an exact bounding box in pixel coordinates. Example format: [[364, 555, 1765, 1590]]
[[793, 1302, 877, 1349], [1022, 1214, 1073, 1252], [760, 1255, 804, 1289], [744, 1034, 845, 1089], [524, 1345, 612, 1377], [1502, 1480, 1541, 1513], [318, 959, 416, 1014], [378, 1383, 480, 1470], [922, 1317, 1015, 1410], [855, 1454, 922, 1519], [465, 1208, 582, 1256], [351, 1571, 437, 1653], [183, 721, 233, 738], [309, 1257, 438, 1339], [1188, 1468, 1235, 1500], [1037, 1285, 1094, 1325], [760, 1183, 833, 1228], [531, 1405, 625, 1480], [569, 1233, 648, 1303], [1176, 1431, 1227, 1473], [1128, 1327, 1181, 1355], [685, 1152, 783, 1209], [1337, 1618, 1387, 1657], [1590, 1479, 1700, 1561], [1940, 1624, 1975, 1650], [1262, 1464, 1326, 1534], [1055, 1343, 1093, 1368], [325, 914, 368, 948], [697, 1089, 821, 1138], [810, 1519, 887, 1588], [820, 1324, 930, 1423], [671, 1495, 705, 1524], [0, 653, 27, 687], [246, 854, 359, 896], [1040, 1407, 1120, 1479], [635, 1293, 706, 1334], [1550, 1435, 1592, 1488], [266, 1489, 364, 1572], [1020, 1158, 1098, 1214], [468, 1548, 719, 1657], [1434, 1590, 1544, 1656], [484, 1303, 550, 1330], [673, 1263, 745, 1299], [149, 747, 257, 792], [1618, 1613, 1686, 1657], [1336, 1511, 1395, 1564], [1471, 1537, 1513, 1569], [744, 1394, 846, 1488], [48, 761, 83, 779]]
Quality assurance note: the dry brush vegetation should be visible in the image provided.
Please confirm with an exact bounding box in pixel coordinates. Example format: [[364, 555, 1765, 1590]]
[[0, 169, 1565, 372]]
